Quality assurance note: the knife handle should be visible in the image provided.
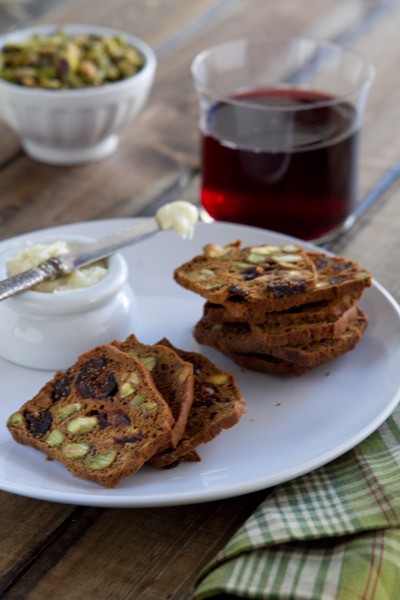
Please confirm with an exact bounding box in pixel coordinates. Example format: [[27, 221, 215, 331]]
[[0, 258, 65, 301]]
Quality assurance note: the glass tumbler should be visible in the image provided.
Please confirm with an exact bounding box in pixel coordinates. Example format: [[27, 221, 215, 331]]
[[191, 37, 374, 241]]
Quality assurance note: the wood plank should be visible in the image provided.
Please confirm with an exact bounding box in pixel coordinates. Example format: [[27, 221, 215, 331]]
[[331, 179, 400, 301], [353, 5, 400, 194], [321, 2, 400, 303], [0, 493, 74, 588], [0, 0, 67, 34], [4, 491, 267, 600]]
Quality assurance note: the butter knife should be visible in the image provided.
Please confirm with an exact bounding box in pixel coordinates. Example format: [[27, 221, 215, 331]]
[[0, 217, 163, 302]]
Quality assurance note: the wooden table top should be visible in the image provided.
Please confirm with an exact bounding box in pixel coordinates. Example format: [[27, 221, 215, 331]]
[[0, 1, 399, 598]]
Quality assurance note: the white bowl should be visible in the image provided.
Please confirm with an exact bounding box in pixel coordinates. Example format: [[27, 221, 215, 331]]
[[0, 234, 137, 370], [0, 24, 157, 165]]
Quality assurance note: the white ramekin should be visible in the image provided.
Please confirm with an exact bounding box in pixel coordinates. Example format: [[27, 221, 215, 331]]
[[0, 234, 137, 370]]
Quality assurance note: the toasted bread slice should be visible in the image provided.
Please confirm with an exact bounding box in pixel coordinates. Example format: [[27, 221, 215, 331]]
[[194, 309, 368, 368], [174, 241, 317, 306], [250, 305, 358, 346], [149, 338, 246, 468], [7, 345, 174, 487], [224, 351, 311, 376], [203, 290, 362, 327], [201, 304, 358, 347], [112, 334, 194, 448], [222, 252, 371, 318]]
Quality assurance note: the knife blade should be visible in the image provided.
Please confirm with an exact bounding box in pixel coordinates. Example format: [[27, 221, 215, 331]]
[[0, 217, 161, 302]]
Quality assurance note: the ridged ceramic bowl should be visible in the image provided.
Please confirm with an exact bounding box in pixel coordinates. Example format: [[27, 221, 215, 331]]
[[0, 24, 157, 165]]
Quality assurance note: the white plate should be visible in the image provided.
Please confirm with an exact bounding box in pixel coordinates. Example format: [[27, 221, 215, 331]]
[[0, 219, 399, 507]]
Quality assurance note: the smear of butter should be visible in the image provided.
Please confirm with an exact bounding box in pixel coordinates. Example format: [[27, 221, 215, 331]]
[[6, 241, 107, 293], [156, 201, 199, 239]]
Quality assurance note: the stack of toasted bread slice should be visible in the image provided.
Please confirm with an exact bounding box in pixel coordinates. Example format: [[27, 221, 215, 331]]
[[114, 335, 246, 468], [174, 242, 371, 376], [7, 335, 246, 486]]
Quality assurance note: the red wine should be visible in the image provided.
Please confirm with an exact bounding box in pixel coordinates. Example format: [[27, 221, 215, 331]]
[[200, 88, 358, 240]]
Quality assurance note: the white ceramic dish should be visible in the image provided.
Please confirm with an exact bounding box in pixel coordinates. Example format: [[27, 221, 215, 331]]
[[0, 24, 157, 165], [0, 219, 399, 507], [0, 233, 136, 370]]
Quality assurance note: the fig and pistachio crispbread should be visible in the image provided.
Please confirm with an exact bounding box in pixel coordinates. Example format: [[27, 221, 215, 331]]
[[223, 252, 371, 319], [112, 334, 194, 448], [203, 291, 362, 328], [7, 345, 174, 488], [174, 241, 317, 306], [195, 308, 368, 368], [149, 338, 246, 468], [224, 352, 311, 377], [201, 304, 358, 347], [250, 305, 358, 346]]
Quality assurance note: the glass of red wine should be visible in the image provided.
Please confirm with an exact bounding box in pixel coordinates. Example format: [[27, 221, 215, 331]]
[[191, 37, 374, 241]]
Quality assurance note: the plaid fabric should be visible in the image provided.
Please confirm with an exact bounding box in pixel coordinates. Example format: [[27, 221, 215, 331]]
[[193, 404, 400, 599]]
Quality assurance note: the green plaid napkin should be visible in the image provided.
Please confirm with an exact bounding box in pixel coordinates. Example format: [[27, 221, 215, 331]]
[[194, 404, 400, 599]]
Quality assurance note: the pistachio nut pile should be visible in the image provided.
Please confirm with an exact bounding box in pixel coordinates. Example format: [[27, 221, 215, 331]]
[[0, 29, 145, 89]]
